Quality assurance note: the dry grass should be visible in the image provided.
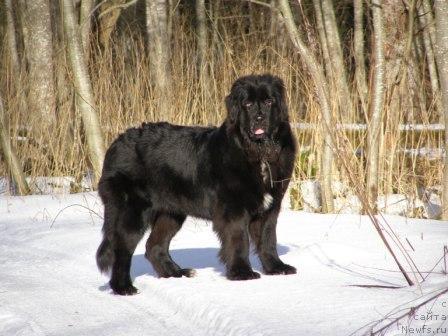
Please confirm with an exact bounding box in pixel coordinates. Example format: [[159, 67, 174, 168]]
[[0, 6, 443, 216]]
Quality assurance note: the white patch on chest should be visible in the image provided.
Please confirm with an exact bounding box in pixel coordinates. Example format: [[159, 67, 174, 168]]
[[261, 161, 269, 185], [263, 193, 273, 210]]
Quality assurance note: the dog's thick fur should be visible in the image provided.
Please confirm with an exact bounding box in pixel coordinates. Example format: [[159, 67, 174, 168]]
[[96, 74, 297, 295]]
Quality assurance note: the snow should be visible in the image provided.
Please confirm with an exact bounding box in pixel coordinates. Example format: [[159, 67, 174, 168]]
[[26, 176, 75, 195], [402, 147, 445, 160], [0, 177, 8, 195], [299, 179, 443, 219], [300, 180, 322, 212], [1, 193, 447, 336], [291, 122, 445, 132], [1, 173, 95, 196]]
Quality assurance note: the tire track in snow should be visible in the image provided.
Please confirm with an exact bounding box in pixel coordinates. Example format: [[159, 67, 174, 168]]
[[142, 280, 269, 336], [0, 222, 200, 336]]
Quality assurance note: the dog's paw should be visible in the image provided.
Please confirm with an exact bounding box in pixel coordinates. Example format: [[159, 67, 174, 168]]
[[111, 284, 139, 296], [160, 267, 197, 278], [227, 268, 261, 281], [264, 263, 297, 276], [180, 268, 197, 277]]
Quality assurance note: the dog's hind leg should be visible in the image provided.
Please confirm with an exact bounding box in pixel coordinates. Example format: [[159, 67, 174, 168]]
[[97, 176, 150, 295], [96, 203, 119, 275], [145, 213, 195, 278], [108, 203, 147, 295]]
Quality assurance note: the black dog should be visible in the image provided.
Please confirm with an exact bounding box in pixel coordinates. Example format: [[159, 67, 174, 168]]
[[96, 74, 297, 295]]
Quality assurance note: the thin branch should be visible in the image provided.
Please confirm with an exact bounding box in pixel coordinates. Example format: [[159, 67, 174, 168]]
[[97, 0, 138, 19], [245, 0, 274, 9], [50, 204, 103, 228], [370, 287, 448, 335], [347, 284, 404, 289]]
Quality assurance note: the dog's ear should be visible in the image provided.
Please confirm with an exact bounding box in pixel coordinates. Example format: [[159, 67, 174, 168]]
[[271, 76, 289, 122], [225, 85, 242, 129]]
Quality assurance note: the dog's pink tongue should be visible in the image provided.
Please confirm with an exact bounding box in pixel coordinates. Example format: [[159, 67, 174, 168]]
[[255, 128, 265, 135]]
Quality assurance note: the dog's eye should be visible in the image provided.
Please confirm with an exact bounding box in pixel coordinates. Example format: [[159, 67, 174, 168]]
[[244, 102, 253, 108], [264, 99, 273, 106]]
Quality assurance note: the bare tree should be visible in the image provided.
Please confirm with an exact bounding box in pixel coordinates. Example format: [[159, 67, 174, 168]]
[[366, 0, 386, 210], [196, 0, 212, 111], [354, 0, 368, 114], [4, 0, 20, 73], [421, 0, 437, 48], [62, 0, 105, 183], [312, 0, 332, 77], [19, 0, 56, 125], [146, 0, 173, 120], [320, 0, 353, 120], [418, 0, 441, 114], [98, 0, 126, 49], [434, 0, 448, 219], [196, 0, 209, 78], [0, 97, 30, 195], [80, 0, 94, 59], [277, 0, 334, 212]]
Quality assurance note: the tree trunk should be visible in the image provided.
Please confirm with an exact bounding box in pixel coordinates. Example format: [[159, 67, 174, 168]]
[[62, 0, 105, 184], [5, 0, 20, 72], [366, 0, 386, 211], [80, 0, 94, 59], [196, 0, 211, 113], [422, 0, 437, 48], [196, 0, 208, 75], [418, 0, 441, 115], [0, 97, 30, 195], [98, 0, 126, 49], [354, 0, 368, 116], [312, 0, 332, 77], [434, 0, 448, 219], [19, 0, 56, 126], [167, 0, 177, 46], [320, 0, 353, 121], [146, 0, 173, 120], [277, 0, 334, 213]]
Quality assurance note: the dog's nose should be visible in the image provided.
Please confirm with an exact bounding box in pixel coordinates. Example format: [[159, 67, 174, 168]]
[[256, 115, 264, 121]]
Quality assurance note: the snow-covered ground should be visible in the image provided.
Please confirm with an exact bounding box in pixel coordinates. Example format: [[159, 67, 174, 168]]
[[1, 192, 447, 336]]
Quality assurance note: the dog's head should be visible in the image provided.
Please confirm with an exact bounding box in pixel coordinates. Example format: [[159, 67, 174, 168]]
[[225, 74, 288, 142]]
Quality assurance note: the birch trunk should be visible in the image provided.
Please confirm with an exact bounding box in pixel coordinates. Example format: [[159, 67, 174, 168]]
[[0, 97, 30, 195], [5, 0, 20, 72], [366, 0, 386, 211], [19, 0, 56, 126], [146, 0, 173, 120], [62, 0, 105, 183], [422, 0, 437, 48], [99, 0, 126, 49], [434, 0, 448, 219], [277, 0, 334, 213], [80, 0, 94, 59], [312, 0, 332, 77], [196, 0, 208, 75], [354, 0, 368, 115], [321, 0, 353, 120], [418, 0, 441, 114]]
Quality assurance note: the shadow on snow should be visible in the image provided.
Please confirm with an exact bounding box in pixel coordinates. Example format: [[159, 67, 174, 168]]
[[130, 244, 292, 280]]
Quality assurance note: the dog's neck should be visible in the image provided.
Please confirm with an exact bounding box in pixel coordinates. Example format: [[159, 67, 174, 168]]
[[242, 138, 281, 163], [224, 122, 281, 163]]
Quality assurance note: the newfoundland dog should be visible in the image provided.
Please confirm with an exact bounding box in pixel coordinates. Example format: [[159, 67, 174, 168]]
[[96, 74, 297, 295]]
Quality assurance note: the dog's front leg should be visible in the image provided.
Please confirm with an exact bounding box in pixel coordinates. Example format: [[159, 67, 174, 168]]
[[213, 213, 260, 280], [249, 208, 297, 275]]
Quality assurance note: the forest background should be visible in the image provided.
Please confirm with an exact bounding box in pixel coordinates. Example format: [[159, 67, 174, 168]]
[[1, 0, 448, 219]]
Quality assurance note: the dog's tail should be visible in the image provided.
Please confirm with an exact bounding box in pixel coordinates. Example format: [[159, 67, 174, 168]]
[[96, 235, 115, 274]]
